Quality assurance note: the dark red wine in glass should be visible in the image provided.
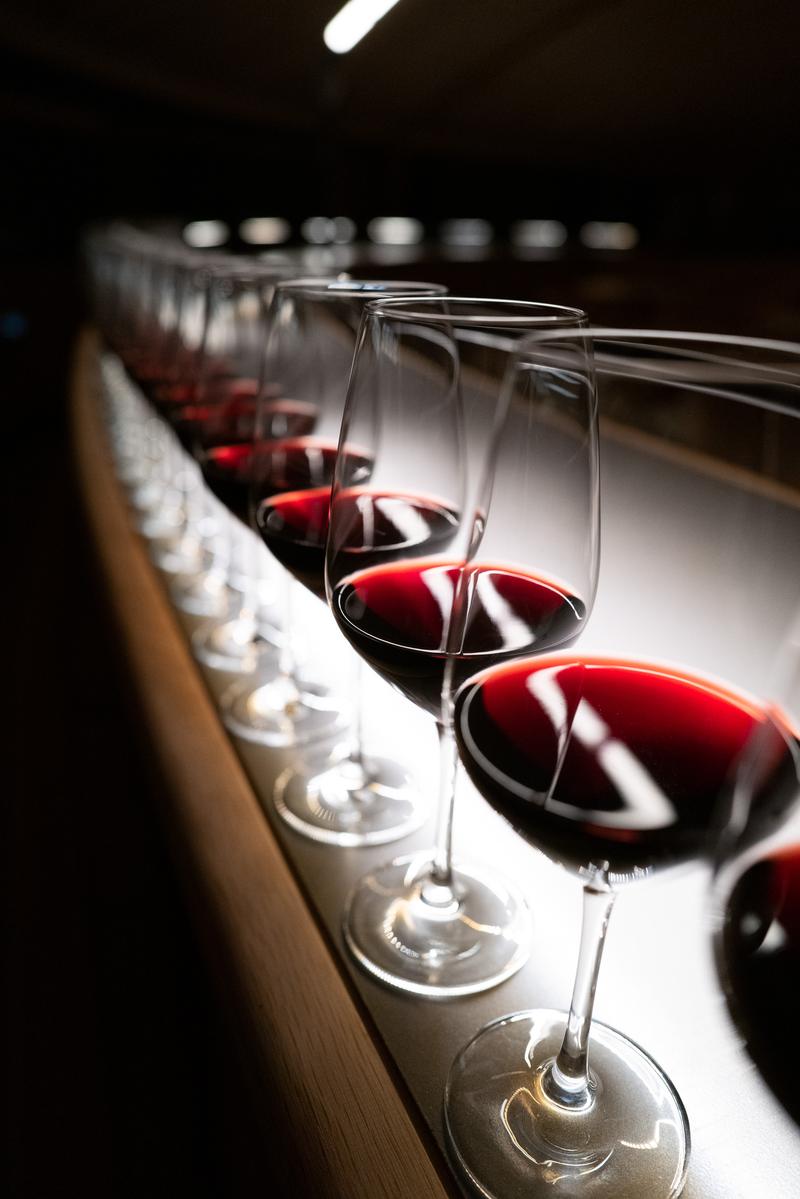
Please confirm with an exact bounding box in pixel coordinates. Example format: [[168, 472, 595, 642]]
[[199, 423, 328, 524], [453, 656, 786, 878], [125, 354, 168, 397], [151, 369, 260, 409], [174, 396, 317, 454], [714, 707, 800, 1125], [258, 489, 460, 602], [332, 560, 586, 717], [719, 844, 800, 1123]]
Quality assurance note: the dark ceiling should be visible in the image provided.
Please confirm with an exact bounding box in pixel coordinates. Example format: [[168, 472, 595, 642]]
[[1, 0, 799, 247]]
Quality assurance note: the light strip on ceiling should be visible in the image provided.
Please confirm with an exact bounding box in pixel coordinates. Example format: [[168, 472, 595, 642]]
[[323, 0, 402, 55]]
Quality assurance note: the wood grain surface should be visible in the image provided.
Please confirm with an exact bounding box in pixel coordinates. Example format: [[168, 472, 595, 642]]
[[70, 331, 455, 1199]]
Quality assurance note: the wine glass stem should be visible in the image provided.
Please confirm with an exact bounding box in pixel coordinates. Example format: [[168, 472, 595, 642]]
[[238, 527, 261, 638], [208, 502, 232, 591], [431, 719, 458, 887], [348, 654, 365, 769], [546, 873, 616, 1107], [277, 571, 301, 696], [175, 456, 198, 558]]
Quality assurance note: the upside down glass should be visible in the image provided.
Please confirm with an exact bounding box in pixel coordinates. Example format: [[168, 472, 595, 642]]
[[326, 298, 596, 996], [445, 331, 800, 1198]]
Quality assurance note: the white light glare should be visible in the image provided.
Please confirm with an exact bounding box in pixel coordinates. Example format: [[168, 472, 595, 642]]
[[301, 216, 333, 244], [367, 216, 423, 245], [331, 216, 357, 243], [580, 221, 639, 251], [300, 216, 357, 244], [511, 220, 567, 249], [239, 217, 291, 245], [183, 220, 229, 248], [440, 218, 493, 247], [324, 0, 402, 55]]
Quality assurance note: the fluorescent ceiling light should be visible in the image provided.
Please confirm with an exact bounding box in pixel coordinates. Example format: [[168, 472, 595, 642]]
[[331, 216, 357, 243], [239, 217, 290, 245], [580, 221, 639, 250], [324, 0, 402, 55], [299, 216, 357, 244], [440, 218, 493, 247], [183, 219, 229, 248], [511, 220, 568, 249], [367, 216, 423, 245], [301, 216, 335, 244]]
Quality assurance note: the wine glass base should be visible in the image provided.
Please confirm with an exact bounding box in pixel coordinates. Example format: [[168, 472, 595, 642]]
[[136, 510, 182, 541], [343, 854, 531, 997], [171, 572, 229, 617], [227, 571, 278, 606], [150, 539, 203, 575], [445, 1009, 690, 1199], [221, 675, 349, 748], [126, 479, 163, 513], [274, 754, 426, 847], [192, 618, 268, 673]]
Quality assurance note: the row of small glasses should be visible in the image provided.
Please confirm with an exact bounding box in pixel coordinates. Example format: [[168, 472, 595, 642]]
[[89, 229, 275, 621], [90, 228, 800, 1198]]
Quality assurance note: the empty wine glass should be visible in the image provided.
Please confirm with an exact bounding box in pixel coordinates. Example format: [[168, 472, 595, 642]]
[[445, 330, 800, 1198], [326, 298, 595, 996]]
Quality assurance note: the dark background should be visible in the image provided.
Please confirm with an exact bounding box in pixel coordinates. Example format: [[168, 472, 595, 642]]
[[4, 3, 800, 1194]]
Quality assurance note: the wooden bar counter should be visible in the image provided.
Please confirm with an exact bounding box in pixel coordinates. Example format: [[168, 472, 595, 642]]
[[71, 329, 455, 1198]]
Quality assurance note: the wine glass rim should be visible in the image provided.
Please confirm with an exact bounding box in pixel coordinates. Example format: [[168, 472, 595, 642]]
[[203, 257, 297, 280], [273, 277, 449, 298], [522, 326, 800, 357], [363, 296, 587, 325], [457, 651, 768, 717]]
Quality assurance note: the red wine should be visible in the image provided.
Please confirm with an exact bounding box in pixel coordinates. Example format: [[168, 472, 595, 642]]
[[173, 396, 255, 452], [259, 489, 459, 601], [150, 380, 204, 408], [173, 397, 317, 453], [719, 843, 800, 1123], [200, 442, 255, 522], [125, 355, 168, 393], [152, 374, 261, 409], [257, 487, 331, 599], [454, 657, 779, 877], [332, 561, 586, 717], [203, 438, 370, 526]]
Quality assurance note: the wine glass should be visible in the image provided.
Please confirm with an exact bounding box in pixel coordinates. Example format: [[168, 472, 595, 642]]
[[326, 297, 595, 996], [90, 229, 158, 491], [137, 248, 218, 573], [113, 238, 188, 526], [155, 255, 231, 610], [221, 278, 447, 774], [712, 614, 800, 1127], [445, 330, 800, 1198], [188, 260, 293, 672]]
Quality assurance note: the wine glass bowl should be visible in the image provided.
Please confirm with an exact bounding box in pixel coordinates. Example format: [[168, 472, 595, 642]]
[[455, 655, 767, 881], [444, 330, 800, 1198]]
